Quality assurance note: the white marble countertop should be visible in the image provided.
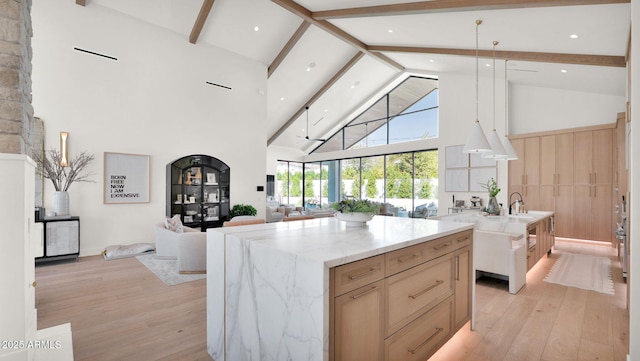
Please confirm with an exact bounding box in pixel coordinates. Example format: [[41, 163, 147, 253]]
[[212, 215, 474, 268], [436, 210, 554, 233]]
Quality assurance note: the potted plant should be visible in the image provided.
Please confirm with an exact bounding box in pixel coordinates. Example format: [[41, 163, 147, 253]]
[[230, 203, 257, 218], [480, 177, 501, 215], [32, 148, 95, 216], [331, 198, 380, 226]]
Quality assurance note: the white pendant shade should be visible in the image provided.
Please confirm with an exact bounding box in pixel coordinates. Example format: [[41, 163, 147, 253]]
[[501, 134, 519, 160], [463, 120, 491, 153], [482, 129, 508, 158]]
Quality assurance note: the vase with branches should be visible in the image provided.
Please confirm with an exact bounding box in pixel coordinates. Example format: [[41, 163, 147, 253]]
[[32, 149, 95, 191], [32, 149, 94, 215]]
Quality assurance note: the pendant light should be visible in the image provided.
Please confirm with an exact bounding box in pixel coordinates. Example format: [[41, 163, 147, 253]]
[[482, 41, 507, 159], [463, 20, 491, 153], [501, 60, 519, 160]]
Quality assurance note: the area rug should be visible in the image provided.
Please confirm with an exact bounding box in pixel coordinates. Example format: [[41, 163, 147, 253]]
[[544, 252, 614, 295], [135, 254, 206, 286]]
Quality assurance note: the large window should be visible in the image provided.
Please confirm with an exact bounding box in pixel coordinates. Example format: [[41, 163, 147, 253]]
[[313, 76, 438, 153], [277, 149, 438, 217]]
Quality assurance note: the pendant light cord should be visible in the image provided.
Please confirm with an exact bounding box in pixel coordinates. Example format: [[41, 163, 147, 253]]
[[493, 41, 497, 131], [505, 60, 509, 136], [475, 20, 481, 122]]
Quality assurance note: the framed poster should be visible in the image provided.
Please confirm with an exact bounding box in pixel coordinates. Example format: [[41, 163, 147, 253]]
[[469, 168, 497, 192], [445, 145, 469, 168], [445, 169, 469, 192], [104, 152, 150, 204]]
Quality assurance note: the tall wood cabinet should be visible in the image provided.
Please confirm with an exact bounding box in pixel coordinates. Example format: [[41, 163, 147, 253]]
[[573, 129, 613, 242], [539, 133, 574, 238], [509, 125, 615, 244], [508, 137, 540, 210]]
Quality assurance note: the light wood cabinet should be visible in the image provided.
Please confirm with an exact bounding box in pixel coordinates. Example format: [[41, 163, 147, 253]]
[[508, 137, 540, 210], [334, 280, 385, 361], [510, 126, 615, 244], [538, 133, 574, 238], [330, 230, 472, 361], [453, 247, 471, 328], [573, 129, 613, 242]]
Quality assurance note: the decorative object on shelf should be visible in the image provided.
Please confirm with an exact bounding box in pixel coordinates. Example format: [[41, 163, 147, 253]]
[[32, 148, 95, 216], [206, 172, 217, 184], [230, 203, 257, 218], [482, 41, 508, 159], [463, 20, 492, 154], [501, 60, 519, 160], [480, 177, 501, 215], [331, 198, 379, 226]]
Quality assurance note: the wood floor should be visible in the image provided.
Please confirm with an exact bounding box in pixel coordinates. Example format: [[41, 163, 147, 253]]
[[35, 239, 628, 361], [430, 239, 629, 361]]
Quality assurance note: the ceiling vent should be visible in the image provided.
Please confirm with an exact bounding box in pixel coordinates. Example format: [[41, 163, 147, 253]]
[[73, 47, 118, 61]]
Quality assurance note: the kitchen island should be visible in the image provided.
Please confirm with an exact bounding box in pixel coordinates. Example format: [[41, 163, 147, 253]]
[[206, 216, 474, 361], [437, 210, 555, 295]]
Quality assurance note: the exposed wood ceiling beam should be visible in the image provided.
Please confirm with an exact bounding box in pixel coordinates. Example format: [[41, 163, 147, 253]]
[[268, 21, 311, 78], [76, 0, 86, 6], [189, 0, 215, 44], [313, 0, 629, 20], [268, 52, 366, 146], [271, 0, 404, 71], [369, 45, 627, 67]]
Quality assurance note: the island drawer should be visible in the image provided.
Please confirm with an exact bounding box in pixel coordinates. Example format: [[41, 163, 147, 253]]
[[384, 296, 453, 361], [334, 254, 385, 296], [385, 230, 471, 276], [385, 256, 453, 336]]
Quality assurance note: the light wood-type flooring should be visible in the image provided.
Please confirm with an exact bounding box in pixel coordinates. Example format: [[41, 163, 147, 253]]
[[35, 239, 628, 361]]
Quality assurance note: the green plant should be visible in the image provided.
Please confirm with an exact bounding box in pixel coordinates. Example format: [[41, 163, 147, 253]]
[[481, 177, 500, 197], [230, 203, 257, 217], [331, 198, 379, 214]]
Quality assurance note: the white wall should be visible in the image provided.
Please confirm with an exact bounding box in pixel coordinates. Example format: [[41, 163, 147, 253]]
[[511, 84, 625, 135], [31, 0, 267, 256]]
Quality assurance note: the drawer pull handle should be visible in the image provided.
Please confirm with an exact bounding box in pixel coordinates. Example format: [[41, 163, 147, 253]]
[[408, 327, 444, 354], [457, 236, 469, 243], [398, 253, 420, 263], [433, 242, 451, 251], [350, 286, 378, 300], [408, 280, 444, 299], [348, 267, 376, 280]]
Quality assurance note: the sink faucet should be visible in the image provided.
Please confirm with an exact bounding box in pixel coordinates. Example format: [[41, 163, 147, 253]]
[[509, 192, 524, 215]]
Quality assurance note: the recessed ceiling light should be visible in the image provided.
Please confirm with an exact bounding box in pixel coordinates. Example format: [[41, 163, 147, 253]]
[[254, 26, 259, 32], [485, 63, 491, 67], [306, 62, 316, 72], [280, 97, 285, 101], [388, 29, 393, 33], [570, 34, 579, 39], [351, 81, 360, 89], [561, 69, 568, 73], [429, 59, 435, 63]]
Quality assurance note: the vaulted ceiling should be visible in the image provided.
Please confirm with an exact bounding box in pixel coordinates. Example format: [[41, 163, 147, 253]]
[[79, 0, 630, 154]]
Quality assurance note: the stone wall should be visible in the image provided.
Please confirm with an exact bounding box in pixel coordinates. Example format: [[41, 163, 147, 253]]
[[0, 0, 32, 154]]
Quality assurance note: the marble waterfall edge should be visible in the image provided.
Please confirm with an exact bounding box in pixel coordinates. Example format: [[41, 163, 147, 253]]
[[209, 229, 326, 361]]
